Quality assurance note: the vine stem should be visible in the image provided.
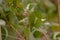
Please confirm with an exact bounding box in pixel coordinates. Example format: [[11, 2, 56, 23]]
[[0, 26, 2, 40]]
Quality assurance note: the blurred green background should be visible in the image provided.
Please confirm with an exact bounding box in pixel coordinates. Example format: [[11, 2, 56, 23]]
[[0, 0, 59, 40]]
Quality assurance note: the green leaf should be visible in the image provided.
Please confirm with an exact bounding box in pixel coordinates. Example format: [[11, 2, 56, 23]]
[[33, 31, 43, 38], [29, 13, 35, 26], [1, 27, 6, 40], [24, 28, 29, 36], [33, 10, 44, 28], [56, 34, 60, 38]]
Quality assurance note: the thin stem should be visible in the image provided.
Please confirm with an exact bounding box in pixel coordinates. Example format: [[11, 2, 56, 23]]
[[58, 0, 60, 31], [9, 24, 25, 40], [0, 26, 2, 40], [39, 29, 50, 40]]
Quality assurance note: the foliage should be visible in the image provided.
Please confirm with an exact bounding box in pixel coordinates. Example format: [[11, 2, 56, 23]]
[[0, 0, 59, 40]]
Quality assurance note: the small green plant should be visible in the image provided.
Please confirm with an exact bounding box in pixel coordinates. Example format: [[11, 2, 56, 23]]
[[0, 0, 59, 40]]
